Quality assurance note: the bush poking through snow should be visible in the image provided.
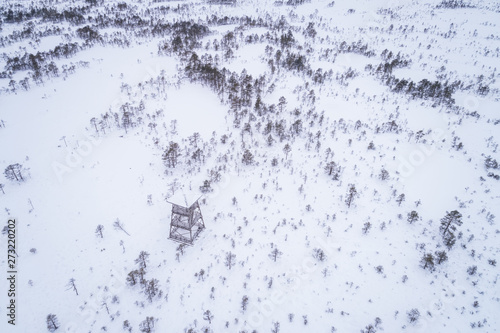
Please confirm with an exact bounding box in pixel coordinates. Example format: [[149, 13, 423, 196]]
[[313, 248, 327, 261], [407, 211, 420, 224], [407, 308, 420, 324]]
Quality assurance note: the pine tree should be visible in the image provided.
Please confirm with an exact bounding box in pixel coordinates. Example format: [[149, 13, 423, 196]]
[[203, 310, 214, 324], [269, 248, 282, 262], [267, 134, 275, 146], [272, 321, 280, 333], [407, 308, 420, 323], [362, 222, 372, 234], [242, 149, 254, 165], [67, 278, 79, 295], [420, 253, 435, 271], [46, 314, 59, 332], [439, 210, 462, 237], [379, 168, 389, 180], [396, 193, 405, 206], [440, 210, 462, 250], [95, 224, 104, 238], [324, 161, 337, 176], [283, 143, 291, 159], [163, 142, 180, 168], [139, 317, 156, 333], [241, 295, 249, 312], [225, 251, 235, 269], [345, 184, 358, 208], [313, 248, 326, 261], [435, 250, 448, 264], [135, 251, 150, 270], [126, 270, 139, 286], [443, 232, 456, 250], [407, 211, 420, 224], [144, 279, 160, 302], [4, 163, 25, 182]]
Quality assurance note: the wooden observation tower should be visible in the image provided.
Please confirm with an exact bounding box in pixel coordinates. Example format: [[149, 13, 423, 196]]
[[167, 193, 205, 244]]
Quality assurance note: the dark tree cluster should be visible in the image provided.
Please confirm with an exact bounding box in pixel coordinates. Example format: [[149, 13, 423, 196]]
[[126, 251, 162, 303], [420, 250, 448, 272], [375, 120, 400, 134], [0, 22, 63, 48], [390, 78, 460, 106], [184, 53, 228, 95], [158, 21, 210, 55], [206, 14, 270, 28], [282, 52, 308, 72], [436, 0, 475, 9], [324, 161, 342, 180], [338, 40, 376, 57], [76, 25, 102, 44], [485, 156, 499, 180], [89, 99, 147, 136], [207, 0, 237, 5], [2, 5, 89, 25], [285, 0, 310, 5], [368, 50, 460, 106], [2, 42, 80, 85]]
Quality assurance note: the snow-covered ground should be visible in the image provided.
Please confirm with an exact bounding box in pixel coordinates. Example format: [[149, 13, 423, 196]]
[[0, 0, 499, 332]]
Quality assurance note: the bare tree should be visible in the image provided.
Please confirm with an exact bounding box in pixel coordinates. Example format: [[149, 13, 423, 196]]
[[175, 243, 187, 262], [113, 219, 130, 236], [269, 247, 283, 262], [203, 310, 214, 324], [67, 278, 79, 295], [272, 321, 280, 333], [90, 117, 98, 133], [362, 222, 372, 234], [135, 251, 150, 270], [95, 224, 104, 238], [102, 299, 109, 315], [278, 96, 287, 112], [241, 295, 249, 312], [139, 317, 156, 333], [396, 193, 405, 206], [144, 279, 160, 302], [283, 143, 291, 160], [225, 252, 235, 270], [123, 320, 132, 332]]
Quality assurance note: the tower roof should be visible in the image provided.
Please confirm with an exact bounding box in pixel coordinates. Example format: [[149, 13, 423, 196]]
[[167, 191, 202, 208]]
